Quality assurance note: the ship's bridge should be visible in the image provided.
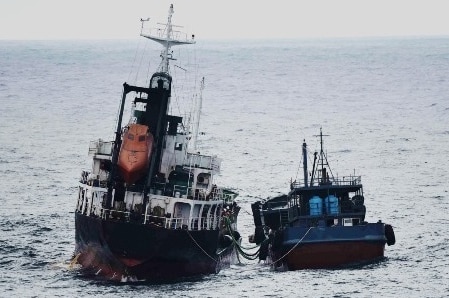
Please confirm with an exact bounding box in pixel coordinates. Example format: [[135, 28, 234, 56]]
[[150, 72, 171, 90]]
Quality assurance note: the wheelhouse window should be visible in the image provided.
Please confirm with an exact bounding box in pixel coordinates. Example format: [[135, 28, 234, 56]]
[[151, 76, 170, 90]]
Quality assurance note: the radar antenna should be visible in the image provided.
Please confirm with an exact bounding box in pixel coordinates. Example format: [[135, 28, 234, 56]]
[[140, 4, 195, 73]]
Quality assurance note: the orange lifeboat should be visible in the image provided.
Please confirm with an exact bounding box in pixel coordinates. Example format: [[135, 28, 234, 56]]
[[117, 124, 154, 184]]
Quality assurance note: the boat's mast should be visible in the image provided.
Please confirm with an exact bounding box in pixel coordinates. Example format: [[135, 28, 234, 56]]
[[310, 151, 317, 186], [320, 127, 325, 178], [302, 140, 308, 187], [312, 127, 329, 184], [316, 127, 333, 183]]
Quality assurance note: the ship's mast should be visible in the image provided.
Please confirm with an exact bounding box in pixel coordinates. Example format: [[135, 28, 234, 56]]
[[140, 4, 196, 74], [163, 4, 174, 73], [190, 77, 205, 152]]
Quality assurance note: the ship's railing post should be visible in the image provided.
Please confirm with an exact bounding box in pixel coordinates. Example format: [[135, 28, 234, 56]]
[[217, 215, 223, 230], [163, 217, 189, 229], [204, 215, 209, 230], [202, 216, 209, 230], [190, 217, 200, 230], [144, 203, 150, 224], [211, 215, 216, 229], [76, 187, 82, 212]]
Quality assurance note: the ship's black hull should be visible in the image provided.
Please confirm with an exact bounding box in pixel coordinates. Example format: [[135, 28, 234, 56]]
[[74, 212, 237, 281]]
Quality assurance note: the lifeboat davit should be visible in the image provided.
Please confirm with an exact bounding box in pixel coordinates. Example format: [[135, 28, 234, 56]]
[[117, 124, 154, 184]]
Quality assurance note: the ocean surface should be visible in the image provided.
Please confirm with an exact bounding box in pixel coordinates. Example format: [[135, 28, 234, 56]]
[[0, 37, 448, 297]]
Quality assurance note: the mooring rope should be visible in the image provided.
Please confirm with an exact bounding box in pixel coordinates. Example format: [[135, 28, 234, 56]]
[[186, 229, 218, 263], [265, 226, 313, 267]]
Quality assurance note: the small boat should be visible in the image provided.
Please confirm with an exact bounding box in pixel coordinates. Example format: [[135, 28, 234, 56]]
[[250, 128, 395, 270], [73, 4, 241, 281]]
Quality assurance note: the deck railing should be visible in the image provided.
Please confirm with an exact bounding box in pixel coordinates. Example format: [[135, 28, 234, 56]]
[[291, 175, 362, 189], [149, 181, 234, 202], [76, 206, 221, 231], [143, 214, 219, 230]]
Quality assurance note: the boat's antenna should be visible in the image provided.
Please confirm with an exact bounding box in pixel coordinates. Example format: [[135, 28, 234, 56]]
[[190, 77, 205, 152], [140, 4, 195, 74], [140, 18, 150, 34]]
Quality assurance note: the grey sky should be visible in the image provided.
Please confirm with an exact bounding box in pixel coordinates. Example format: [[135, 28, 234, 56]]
[[1, 0, 448, 40]]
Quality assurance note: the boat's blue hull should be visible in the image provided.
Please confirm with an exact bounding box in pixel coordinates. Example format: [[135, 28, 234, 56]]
[[271, 223, 388, 269]]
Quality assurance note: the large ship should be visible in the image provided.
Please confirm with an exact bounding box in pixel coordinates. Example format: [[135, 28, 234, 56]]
[[250, 128, 395, 270], [73, 4, 241, 281]]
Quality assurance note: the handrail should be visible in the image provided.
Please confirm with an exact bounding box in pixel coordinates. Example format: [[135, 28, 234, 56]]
[[76, 201, 221, 231], [143, 214, 218, 230], [149, 181, 232, 202], [291, 175, 362, 189]]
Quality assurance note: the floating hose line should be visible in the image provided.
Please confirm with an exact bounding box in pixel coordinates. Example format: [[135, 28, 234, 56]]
[[184, 221, 313, 273], [187, 215, 310, 265], [224, 218, 259, 250], [224, 217, 269, 261], [225, 215, 313, 267]]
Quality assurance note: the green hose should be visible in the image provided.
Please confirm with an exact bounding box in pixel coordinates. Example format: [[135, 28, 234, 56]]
[[224, 217, 267, 261]]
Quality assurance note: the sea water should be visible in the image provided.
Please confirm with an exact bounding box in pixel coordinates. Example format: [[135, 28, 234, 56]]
[[0, 37, 448, 297]]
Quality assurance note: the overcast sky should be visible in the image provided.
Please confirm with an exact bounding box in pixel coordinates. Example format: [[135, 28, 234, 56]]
[[1, 0, 448, 40]]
